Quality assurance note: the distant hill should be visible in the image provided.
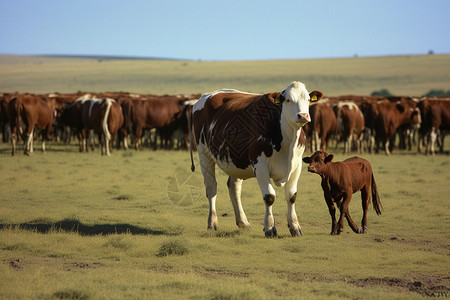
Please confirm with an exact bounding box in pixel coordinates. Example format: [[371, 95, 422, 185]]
[[1, 54, 449, 96]]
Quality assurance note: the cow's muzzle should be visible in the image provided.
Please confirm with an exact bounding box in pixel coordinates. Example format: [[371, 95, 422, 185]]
[[297, 113, 311, 123]]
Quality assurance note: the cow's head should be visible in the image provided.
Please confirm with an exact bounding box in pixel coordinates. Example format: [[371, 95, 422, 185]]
[[302, 151, 334, 174], [279, 82, 323, 128]]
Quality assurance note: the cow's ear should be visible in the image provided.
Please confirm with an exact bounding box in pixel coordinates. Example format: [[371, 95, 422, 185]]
[[324, 154, 334, 163], [268, 92, 284, 105], [303, 156, 312, 164], [309, 90, 324, 102]]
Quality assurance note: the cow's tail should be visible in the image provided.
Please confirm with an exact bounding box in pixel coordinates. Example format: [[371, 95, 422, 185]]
[[103, 98, 113, 141], [371, 173, 382, 215], [188, 105, 195, 172]]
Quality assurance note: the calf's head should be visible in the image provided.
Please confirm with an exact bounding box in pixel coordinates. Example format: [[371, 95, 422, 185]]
[[302, 151, 334, 174], [279, 82, 323, 128]]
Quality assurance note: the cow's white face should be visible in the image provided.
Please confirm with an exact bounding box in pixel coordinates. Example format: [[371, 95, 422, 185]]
[[280, 82, 321, 129]]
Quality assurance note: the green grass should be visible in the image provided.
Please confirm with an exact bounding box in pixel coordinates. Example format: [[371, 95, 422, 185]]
[[0, 141, 449, 299], [1, 54, 450, 96]]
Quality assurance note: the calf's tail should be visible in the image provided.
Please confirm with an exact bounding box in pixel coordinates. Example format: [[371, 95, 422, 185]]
[[371, 173, 383, 215]]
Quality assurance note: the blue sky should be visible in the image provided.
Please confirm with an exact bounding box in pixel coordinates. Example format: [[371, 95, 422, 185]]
[[0, 0, 449, 61]]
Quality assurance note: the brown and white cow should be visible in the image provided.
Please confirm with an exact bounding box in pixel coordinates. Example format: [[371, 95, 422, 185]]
[[302, 151, 382, 235], [9, 94, 55, 156], [81, 98, 123, 156], [191, 82, 323, 237]]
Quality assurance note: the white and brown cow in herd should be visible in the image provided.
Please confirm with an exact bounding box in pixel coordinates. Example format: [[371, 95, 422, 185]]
[[191, 82, 323, 237]]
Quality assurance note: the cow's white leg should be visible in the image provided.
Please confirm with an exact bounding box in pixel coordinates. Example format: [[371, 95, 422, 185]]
[[254, 164, 277, 238], [384, 140, 391, 156], [227, 176, 250, 229], [198, 145, 218, 230], [285, 165, 302, 237], [430, 127, 437, 155], [25, 129, 33, 155]]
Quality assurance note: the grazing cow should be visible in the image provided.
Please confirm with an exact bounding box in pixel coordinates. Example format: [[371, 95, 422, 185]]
[[191, 82, 323, 237], [81, 98, 124, 156], [8, 94, 55, 156], [417, 99, 450, 155], [335, 102, 365, 153], [302, 151, 382, 235], [374, 100, 421, 155]]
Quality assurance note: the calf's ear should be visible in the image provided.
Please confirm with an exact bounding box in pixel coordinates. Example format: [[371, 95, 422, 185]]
[[324, 154, 334, 163], [303, 156, 312, 164], [309, 90, 324, 102]]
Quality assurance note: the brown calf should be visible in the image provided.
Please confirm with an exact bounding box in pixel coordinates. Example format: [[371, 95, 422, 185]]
[[303, 151, 382, 235]]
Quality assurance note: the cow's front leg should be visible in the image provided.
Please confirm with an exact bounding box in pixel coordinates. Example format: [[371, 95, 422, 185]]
[[255, 166, 277, 238], [227, 176, 250, 229], [284, 166, 302, 237]]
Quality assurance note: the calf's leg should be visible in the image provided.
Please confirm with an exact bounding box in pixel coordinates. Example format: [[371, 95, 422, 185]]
[[324, 193, 338, 235], [338, 193, 360, 234], [360, 187, 370, 233]]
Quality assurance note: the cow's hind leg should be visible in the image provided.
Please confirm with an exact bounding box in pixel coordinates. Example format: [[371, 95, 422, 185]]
[[227, 176, 250, 229], [254, 164, 277, 238], [360, 186, 370, 233], [198, 146, 218, 230]]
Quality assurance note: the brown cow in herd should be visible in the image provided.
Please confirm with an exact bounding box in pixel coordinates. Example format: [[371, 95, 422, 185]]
[[374, 99, 421, 155], [303, 151, 382, 235], [307, 102, 337, 152], [9, 94, 55, 156]]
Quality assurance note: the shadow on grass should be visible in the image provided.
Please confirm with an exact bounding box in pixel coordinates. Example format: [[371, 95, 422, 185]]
[[0, 218, 180, 236]]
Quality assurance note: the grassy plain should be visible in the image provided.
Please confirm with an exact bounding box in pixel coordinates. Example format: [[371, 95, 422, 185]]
[[1, 54, 450, 96], [0, 142, 449, 299]]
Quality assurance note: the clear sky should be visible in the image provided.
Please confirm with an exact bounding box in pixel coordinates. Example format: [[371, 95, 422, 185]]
[[0, 0, 449, 61]]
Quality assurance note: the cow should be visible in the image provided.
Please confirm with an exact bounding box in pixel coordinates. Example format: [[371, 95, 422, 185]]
[[191, 82, 323, 237], [417, 98, 450, 155], [334, 102, 365, 154], [8, 94, 55, 156], [307, 101, 337, 152], [374, 100, 421, 155], [126, 96, 187, 150], [81, 98, 124, 156], [302, 151, 382, 235]]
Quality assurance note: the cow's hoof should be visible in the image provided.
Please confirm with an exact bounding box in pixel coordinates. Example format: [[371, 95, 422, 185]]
[[330, 231, 338, 236], [288, 224, 303, 237], [264, 226, 277, 238], [359, 228, 368, 234]]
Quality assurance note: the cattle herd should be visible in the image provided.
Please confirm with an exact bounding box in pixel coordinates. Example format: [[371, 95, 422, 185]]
[[0, 90, 449, 157]]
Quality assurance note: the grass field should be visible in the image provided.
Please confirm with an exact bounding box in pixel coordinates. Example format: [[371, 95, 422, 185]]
[[1, 54, 450, 96], [0, 141, 449, 299]]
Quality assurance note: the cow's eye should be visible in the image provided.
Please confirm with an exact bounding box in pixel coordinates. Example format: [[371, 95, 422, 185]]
[[285, 99, 291, 103]]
